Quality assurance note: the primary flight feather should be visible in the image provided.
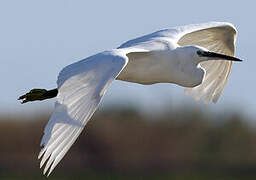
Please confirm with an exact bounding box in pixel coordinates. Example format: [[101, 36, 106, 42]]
[[18, 22, 242, 176]]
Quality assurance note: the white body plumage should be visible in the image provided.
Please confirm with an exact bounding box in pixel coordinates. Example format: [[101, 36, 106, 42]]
[[36, 22, 240, 176], [117, 46, 205, 87]]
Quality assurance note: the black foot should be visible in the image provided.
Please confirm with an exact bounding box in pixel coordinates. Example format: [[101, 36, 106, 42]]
[[18, 89, 49, 104]]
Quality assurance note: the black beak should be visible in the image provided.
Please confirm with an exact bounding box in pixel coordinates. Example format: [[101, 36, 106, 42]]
[[202, 51, 243, 62]]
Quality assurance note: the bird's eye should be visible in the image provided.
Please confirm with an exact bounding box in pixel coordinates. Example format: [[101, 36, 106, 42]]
[[197, 50, 202, 56]]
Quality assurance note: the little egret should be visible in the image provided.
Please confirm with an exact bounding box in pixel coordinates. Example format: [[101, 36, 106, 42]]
[[19, 22, 242, 176]]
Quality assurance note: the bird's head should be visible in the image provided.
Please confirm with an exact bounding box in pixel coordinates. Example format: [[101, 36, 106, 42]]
[[189, 46, 243, 64]]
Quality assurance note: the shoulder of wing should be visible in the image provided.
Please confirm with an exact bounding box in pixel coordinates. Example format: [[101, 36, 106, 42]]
[[57, 50, 128, 88]]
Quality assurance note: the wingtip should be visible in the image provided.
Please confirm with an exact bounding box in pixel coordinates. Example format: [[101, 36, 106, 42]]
[[47, 165, 55, 177], [43, 168, 47, 176], [38, 152, 43, 160], [40, 161, 44, 169], [38, 146, 46, 160]]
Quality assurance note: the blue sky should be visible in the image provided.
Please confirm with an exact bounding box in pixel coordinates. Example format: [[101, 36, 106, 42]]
[[0, 0, 254, 119]]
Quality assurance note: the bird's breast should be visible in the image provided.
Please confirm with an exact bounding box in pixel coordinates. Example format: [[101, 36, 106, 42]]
[[117, 51, 173, 84], [117, 50, 204, 87]]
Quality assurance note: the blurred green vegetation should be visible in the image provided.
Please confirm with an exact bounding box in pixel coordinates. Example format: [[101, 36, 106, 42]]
[[0, 106, 256, 179]]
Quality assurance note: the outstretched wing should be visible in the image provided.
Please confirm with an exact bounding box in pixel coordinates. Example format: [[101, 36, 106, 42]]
[[159, 22, 236, 103], [176, 22, 236, 103], [38, 51, 128, 176], [119, 22, 237, 103]]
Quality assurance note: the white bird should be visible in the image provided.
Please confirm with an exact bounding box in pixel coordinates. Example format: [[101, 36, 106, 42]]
[[18, 22, 242, 176]]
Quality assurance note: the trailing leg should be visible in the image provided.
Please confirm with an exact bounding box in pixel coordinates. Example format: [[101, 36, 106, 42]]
[[18, 88, 58, 104]]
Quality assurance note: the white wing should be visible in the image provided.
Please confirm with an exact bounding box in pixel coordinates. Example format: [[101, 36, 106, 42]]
[[119, 22, 237, 103], [38, 50, 128, 176], [176, 22, 237, 103]]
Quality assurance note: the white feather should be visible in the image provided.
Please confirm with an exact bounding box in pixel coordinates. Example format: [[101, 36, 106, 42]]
[[36, 22, 239, 176], [38, 50, 128, 175], [120, 22, 236, 103]]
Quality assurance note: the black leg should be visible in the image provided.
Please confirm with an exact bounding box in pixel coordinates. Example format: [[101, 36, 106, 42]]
[[18, 88, 58, 104]]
